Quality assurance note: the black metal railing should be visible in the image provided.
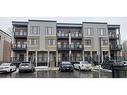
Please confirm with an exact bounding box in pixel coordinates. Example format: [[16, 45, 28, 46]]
[[10, 57, 27, 62], [110, 45, 122, 50], [71, 33, 82, 38], [12, 44, 27, 49], [70, 44, 83, 49], [57, 44, 69, 50], [57, 44, 83, 50], [57, 33, 69, 38], [14, 31, 27, 37], [109, 34, 119, 39]]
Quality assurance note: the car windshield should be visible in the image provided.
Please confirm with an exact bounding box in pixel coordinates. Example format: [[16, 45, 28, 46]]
[[22, 62, 30, 64], [20, 63, 29, 66], [1, 63, 10, 66], [61, 62, 71, 65], [81, 61, 89, 64]]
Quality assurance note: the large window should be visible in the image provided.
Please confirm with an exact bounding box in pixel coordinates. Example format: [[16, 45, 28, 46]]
[[29, 38, 37, 45], [85, 39, 91, 46], [30, 26, 40, 35], [48, 39, 56, 46], [102, 40, 108, 46], [86, 28, 93, 36], [97, 28, 106, 36], [45, 27, 55, 35]]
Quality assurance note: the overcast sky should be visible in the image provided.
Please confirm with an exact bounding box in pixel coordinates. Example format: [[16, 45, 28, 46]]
[[0, 17, 127, 43]]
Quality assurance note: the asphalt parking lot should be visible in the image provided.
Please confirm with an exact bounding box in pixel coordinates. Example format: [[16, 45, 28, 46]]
[[0, 69, 112, 78]]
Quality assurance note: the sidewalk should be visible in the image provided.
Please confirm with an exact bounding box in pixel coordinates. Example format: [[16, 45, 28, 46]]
[[35, 66, 59, 71]]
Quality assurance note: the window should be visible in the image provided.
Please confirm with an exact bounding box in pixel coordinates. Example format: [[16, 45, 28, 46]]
[[45, 27, 55, 35], [0, 36, 1, 40], [30, 26, 40, 35], [85, 39, 91, 46], [103, 40, 108, 46], [48, 39, 56, 46], [98, 28, 106, 36], [86, 28, 93, 35], [29, 38, 37, 45]]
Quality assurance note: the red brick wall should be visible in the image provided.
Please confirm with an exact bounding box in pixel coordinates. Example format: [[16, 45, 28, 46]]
[[3, 40, 11, 62]]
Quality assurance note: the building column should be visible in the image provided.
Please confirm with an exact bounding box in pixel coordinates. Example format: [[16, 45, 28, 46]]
[[26, 51, 28, 62], [48, 51, 50, 67], [108, 50, 110, 59], [69, 50, 71, 62], [90, 51, 92, 58], [56, 51, 58, 67], [101, 51, 103, 63], [35, 51, 37, 67], [82, 51, 84, 61]]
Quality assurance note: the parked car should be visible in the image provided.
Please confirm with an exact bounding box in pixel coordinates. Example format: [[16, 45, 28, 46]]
[[101, 60, 124, 70], [59, 61, 74, 72], [19, 62, 35, 73], [74, 61, 92, 71], [0, 63, 16, 73], [122, 61, 127, 66]]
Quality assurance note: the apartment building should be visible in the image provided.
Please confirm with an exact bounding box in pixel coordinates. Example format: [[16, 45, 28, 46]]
[[108, 25, 122, 60], [11, 21, 28, 63], [0, 29, 11, 63], [11, 20, 122, 67]]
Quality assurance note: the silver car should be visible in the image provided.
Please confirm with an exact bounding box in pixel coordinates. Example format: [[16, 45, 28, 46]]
[[19, 62, 35, 73]]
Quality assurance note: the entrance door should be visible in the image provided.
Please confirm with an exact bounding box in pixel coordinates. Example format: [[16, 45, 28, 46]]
[[19, 54, 24, 62]]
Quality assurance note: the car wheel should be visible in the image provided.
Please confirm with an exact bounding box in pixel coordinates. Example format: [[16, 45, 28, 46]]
[[10, 69, 12, 72]]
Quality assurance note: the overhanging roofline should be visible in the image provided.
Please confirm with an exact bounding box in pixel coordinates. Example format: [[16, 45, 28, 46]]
[[83, 22, 107, 24], [29, 20, 56, 22]]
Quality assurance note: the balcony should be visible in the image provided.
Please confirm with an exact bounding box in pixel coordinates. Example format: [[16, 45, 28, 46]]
[[109, 34, 119, 40], [71, 33, 82, 39], [110, 45, 122, 51], [57, 44, 69, 50], [12, 44, 27, 51], [70, 44, 83, 50], [14, 31, 27, 39], [57, 33, 69, 39]]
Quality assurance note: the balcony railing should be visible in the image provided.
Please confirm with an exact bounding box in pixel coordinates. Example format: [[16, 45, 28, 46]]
[[110, 45, 122, 51], [57, 44, 83, 50], [57, 44, 69, 50], [109, 34, 119, 39], [71, 33, 82, 39], [14, 31, 27, 38], [57, 33, 69, 39], [12, 44, 27, 50], [70, 44, 83, 50]]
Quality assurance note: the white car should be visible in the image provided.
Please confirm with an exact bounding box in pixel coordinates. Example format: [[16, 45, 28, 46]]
[[74, 61, 92, 71], [122, 61, 127, 65], [0, 63, 17, 73]]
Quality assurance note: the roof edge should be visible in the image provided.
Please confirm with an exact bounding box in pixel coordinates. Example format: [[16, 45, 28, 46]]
[[0, 29, 11, 37]]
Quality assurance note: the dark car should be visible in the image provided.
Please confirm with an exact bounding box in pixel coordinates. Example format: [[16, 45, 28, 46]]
[[59, 61, 74, 72], [19, 62, 35, 73], [101, 60, 124, 70]]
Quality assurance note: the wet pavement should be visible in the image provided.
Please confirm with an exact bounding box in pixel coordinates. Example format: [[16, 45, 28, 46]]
[[0, 69, 112, 78]]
